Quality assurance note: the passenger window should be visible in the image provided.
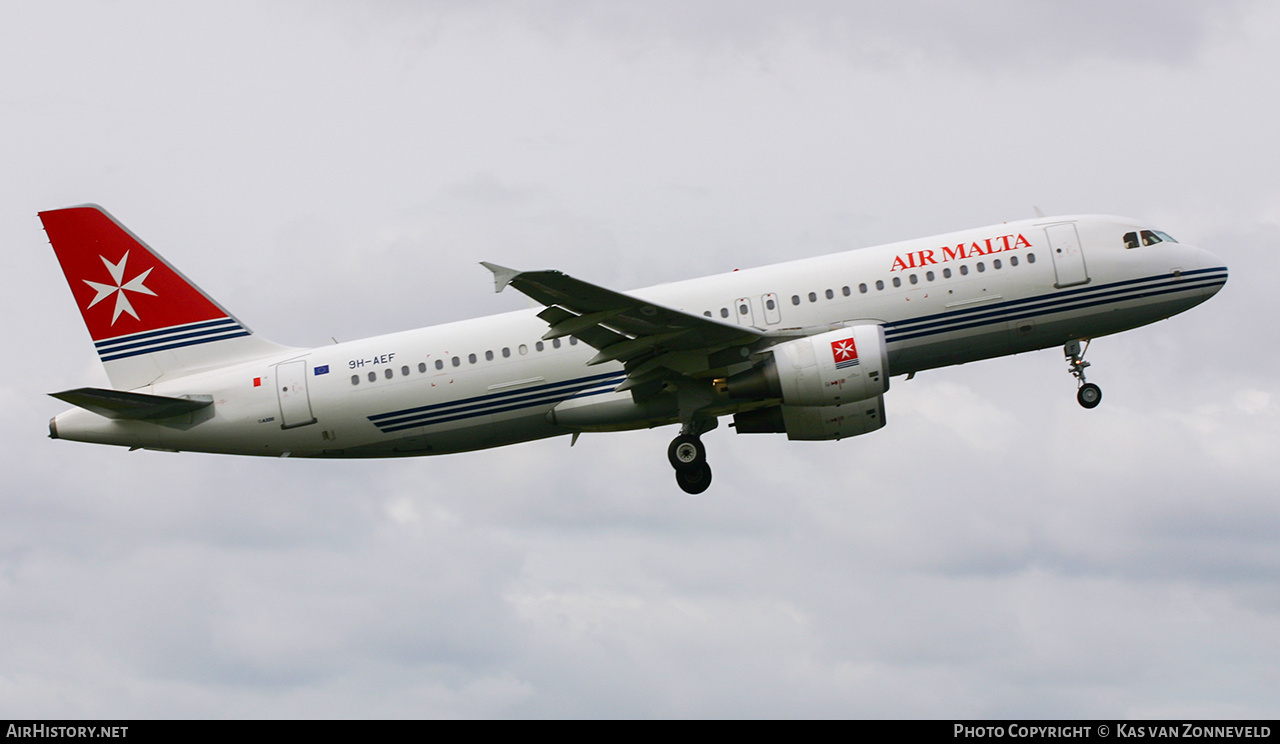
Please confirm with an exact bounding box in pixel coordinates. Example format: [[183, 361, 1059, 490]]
[[943, 268, 952, 278], [926, 271, 935, 281], [569, 337, 577, 345], [1010, 256, 1019, 267], [808, 292, 817, 303], [368, 371, 376, 382], [859, 283, 868, 293], [791, 295, 800, 306], [704, 311, 712, 317], [993, 259, 1002, 269], [825, 289, 833, 300], [468, 353, 477, 364], [351, 375, 359, 386], [1123, 231, 1140, 249], [1027, 253, 1036, 263], [720, 308, 729, 318], [503, 347, 511, 358], [960, 265, 969, 275], [977, 262, 985, 273], [435, 359, 444, 370], [909, 274, 918, 285], [875, 280, 884, 291], [452, 356, 460, 367], [385, 369, 393, 379], [766, 297, 777, 310], [519, 344, 528, 355], [842, 286, 851, 297], [739, 303, 748, 315], [892, 277, 901, 288], [484, 350, 493, 361], [553, 338, 561, 348], [536, 341, 544, 352], [401, 365, 410, 376], [418, 362, 427, 373]]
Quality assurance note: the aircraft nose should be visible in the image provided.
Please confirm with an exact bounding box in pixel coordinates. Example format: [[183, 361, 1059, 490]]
[[1190, 237, 1220, 261], [1203, 245, 1227, 275], [1192, 244, 1228, 297]]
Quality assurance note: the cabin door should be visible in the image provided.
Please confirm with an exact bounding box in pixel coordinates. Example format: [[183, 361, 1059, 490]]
[[275, 360, 317, 429], [1045, 223, 1089, 288]]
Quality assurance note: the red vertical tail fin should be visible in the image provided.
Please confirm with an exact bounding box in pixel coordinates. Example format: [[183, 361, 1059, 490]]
[[41, 205, 291, 390]]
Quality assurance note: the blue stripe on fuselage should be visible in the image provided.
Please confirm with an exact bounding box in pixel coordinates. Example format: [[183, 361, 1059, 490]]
[[884, 268, 1226, 343], [369, 371, 625, 432]]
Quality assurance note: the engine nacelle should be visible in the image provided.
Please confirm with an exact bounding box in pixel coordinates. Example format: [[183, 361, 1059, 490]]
[[727, 325, 889, 407], [732, 396, 886, 441]]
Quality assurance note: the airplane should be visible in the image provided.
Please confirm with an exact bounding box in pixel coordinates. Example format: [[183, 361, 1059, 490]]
[[40, 204, 1228, 494]]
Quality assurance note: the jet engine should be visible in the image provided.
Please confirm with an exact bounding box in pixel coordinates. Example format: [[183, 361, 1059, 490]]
[[726, 325, 889, 407]]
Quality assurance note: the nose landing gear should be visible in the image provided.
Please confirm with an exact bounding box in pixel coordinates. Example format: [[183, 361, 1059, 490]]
[[1065, 340, 1102, 409]]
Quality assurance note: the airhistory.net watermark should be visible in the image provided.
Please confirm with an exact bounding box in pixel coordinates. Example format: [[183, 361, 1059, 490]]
[[5, 725, 127, 738]]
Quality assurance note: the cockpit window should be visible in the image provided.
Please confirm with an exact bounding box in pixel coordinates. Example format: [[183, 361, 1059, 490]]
[[1125, 229, 1178, 249]]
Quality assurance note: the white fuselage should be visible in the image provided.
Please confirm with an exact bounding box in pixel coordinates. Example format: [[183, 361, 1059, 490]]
[[50, 214, 1227, 457]]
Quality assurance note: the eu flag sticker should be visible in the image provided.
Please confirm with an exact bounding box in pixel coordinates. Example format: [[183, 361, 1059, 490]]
[[314, 365, 330, 375]]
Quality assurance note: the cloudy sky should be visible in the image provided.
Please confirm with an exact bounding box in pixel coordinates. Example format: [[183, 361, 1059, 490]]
[[2, 1, 1278, 718]]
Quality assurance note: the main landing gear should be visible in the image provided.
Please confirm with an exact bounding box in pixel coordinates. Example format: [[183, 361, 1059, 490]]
[[1065, 339, 1102, 409], [668, 431, 712, 494]]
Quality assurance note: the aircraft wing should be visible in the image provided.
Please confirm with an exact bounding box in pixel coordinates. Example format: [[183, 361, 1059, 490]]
[[482, 262, 767, 389]]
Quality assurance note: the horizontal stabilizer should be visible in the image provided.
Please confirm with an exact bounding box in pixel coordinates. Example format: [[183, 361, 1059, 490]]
[[49, 387, 213, 420]]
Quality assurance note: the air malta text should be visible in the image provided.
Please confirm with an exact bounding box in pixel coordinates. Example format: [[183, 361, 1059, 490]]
[[891, 233, 1032, 272]]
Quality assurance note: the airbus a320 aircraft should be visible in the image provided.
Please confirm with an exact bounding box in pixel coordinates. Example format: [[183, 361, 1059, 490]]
[[41, 205, 1227, 493]]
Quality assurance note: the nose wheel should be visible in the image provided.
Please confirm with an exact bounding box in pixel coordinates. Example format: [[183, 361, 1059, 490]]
[[668, 433, 712, 494], [1077, 382, 1102, 409], [1065, 340, 1102, 409]]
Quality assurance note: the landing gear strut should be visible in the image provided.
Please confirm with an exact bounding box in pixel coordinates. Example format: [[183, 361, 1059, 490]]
[[1065, 339, 1102, 409], [669, 425, 713, 494]]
